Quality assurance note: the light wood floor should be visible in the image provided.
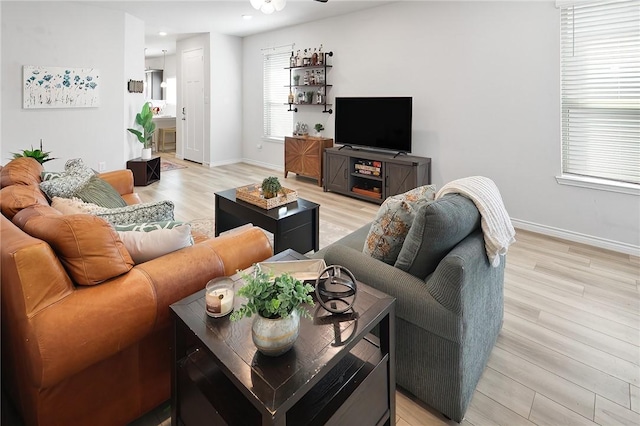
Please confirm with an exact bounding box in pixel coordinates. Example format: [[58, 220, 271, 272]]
[[132, 154, 640, 426]]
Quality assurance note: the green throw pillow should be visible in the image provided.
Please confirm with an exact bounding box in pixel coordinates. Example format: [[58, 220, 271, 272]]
[[73, 176, 127, 208]]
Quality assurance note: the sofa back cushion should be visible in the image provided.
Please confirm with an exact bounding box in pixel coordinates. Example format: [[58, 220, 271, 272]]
[[0, 184, 49, 220], [12, 204, 61, 229], [0, 157, 43, 188], [73, 175, 127, 208], [22, 213, 134, 285], [394, 194, 480, 279]]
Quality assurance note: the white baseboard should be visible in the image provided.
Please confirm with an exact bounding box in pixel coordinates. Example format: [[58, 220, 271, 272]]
[[511, 218, 640, 257], [241, 158, 282, 172], [208, 158, 243, 168]]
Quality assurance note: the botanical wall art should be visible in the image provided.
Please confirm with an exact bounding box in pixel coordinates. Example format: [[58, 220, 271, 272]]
[[23, 65, 100, 109]]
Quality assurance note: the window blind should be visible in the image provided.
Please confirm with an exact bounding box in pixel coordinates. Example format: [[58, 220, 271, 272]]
[[263, 48, 293, 139], [560, 0, 640, 185]]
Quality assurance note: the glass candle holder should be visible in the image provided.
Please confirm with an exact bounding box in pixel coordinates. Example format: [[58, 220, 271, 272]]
[[205, 277, 235, 318]]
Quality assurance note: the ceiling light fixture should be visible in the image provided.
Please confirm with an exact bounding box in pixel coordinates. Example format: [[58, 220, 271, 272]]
[[159, 31, 167, 36], [250, 0, 286, 15], [160, 50, 167, 88]]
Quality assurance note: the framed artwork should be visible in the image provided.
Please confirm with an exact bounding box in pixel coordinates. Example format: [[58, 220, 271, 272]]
[[23, 65, 100, 109]]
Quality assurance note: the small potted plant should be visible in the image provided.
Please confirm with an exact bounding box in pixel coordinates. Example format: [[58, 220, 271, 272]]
[[12, 140, 56, 164], [127, 102, 156, 159], [261, 176, 282, 199], [314, 123, 324, 137], [230, 268, 314, 356]]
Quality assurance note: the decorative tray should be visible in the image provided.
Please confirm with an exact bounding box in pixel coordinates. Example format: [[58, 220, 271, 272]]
[[257, 259, 328, 283], [235, 183, 298, 210]]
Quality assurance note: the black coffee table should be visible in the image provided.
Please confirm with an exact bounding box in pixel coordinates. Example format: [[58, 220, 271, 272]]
[[170, 249, 396, 426], [214, 188, 320, 254]]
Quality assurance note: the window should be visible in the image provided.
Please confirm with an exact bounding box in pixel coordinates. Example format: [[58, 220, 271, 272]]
[[262, 47, 293, 140], [559, 0, 640, 189]]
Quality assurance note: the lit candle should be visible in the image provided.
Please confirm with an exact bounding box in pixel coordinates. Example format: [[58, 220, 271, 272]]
[[205, 280, 234, 318]]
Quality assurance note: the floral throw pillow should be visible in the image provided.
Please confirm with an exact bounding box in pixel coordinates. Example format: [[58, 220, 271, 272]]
[[39, 158, 96, 199], [362, 185, 436, 264]]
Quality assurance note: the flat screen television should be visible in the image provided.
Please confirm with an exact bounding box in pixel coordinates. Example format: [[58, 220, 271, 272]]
[[335, 97, 412, 153]]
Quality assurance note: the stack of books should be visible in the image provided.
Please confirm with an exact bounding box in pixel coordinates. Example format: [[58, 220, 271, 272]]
[[354, 160, 382, 177]]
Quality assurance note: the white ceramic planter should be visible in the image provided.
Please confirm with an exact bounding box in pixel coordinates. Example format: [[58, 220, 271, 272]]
[[141, 147, 152, 160], [251, 310, 300, 357]]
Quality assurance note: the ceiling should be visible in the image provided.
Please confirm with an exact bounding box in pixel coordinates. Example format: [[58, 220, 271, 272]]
[[90, 0, 393, 58]]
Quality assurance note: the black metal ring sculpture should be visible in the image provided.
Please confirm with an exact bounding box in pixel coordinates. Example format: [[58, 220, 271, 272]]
[[315, 265, 357, 314]]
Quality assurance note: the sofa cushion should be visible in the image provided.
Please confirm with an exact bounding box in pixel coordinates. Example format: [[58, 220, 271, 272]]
[[12, 204, 62, 229], [117, 225, 193, 264], [22, 213, 134, 285], [73, 175, 127, 208], [41, 171, 64, 181], [394, 194, 481, 279], [39, 158, 95, 199], [1, 157, 44, 188], [50, 197, 94, 215], [0, 184, 49, 220], [363, 185, 436, 265], [50, 197, 175, 225]]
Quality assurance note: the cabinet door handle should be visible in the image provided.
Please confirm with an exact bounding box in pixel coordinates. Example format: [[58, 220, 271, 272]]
[[344, 168, 348, 179]]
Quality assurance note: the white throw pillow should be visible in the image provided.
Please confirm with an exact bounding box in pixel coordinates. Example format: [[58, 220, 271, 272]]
[[117, 224, 193, 264]]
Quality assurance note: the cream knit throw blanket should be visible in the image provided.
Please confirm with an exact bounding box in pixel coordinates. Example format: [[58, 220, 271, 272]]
[[436, 176, 515, 267]]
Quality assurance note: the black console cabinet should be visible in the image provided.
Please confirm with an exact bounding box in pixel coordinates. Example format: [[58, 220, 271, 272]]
[[323, 147, 431, 204]]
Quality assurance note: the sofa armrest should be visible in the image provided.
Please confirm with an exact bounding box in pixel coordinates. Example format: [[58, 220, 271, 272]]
[[98, 170, 134, 197], [135, 226, 273, 329], [321, 245, 460, 342], [24, 270, 157, 389]]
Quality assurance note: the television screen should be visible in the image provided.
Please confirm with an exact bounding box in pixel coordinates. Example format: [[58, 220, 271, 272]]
[[335, 97, 412, 153]]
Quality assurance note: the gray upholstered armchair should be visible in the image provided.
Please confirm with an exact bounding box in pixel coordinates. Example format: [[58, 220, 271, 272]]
[[314, 194, 505, 422]]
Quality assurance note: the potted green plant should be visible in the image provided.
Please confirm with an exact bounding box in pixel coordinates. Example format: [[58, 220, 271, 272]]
[[12, 141, 56, 164], [230, 268, 314, 356], [313, 123, 324, 137], [127, 102, 156, 159], [261, 176, 282, 199]]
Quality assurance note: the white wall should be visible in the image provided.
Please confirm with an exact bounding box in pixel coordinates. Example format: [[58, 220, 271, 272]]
[[209, 33, 243, 166], [242, 1, 640, 253], [1, 1, 145, 172]]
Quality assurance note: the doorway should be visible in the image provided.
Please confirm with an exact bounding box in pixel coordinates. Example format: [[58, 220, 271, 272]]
[[182, 47, 205, 164]]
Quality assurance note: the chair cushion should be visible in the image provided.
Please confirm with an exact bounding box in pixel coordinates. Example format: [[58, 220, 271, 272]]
[[1, 157, 44, 188], [117, 225, 193, 264], [363, 185, 436, 264], [0, 184, 49, 220], [394, 194, 480, 279], [73, 175, 127, 208], [22, 212, 134, 285]]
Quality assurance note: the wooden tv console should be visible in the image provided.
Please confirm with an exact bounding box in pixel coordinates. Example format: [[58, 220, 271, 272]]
[[323, 147, 431, 204]]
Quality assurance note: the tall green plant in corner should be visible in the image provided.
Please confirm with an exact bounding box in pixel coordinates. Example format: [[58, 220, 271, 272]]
[[127, 102, 156, 149]]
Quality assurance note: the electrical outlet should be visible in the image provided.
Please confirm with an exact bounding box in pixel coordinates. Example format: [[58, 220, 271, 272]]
[[98, 162, 106, 172], [256, 143, 263, 150]]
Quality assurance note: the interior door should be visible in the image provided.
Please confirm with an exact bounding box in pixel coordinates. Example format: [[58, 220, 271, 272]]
[[182, 48, 205, 163]]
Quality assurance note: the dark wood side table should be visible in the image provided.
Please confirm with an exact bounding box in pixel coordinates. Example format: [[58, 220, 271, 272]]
[[214, 188, 320, 254], [126, 156, 160, 186], [171, 249, 396, 426]]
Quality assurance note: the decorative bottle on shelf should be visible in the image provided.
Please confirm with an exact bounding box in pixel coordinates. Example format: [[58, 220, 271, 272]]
[[288, 90, 295, 104], [296, 50, 302, 67], [312, 48, 318, 66], [318, 44, 324, 65], [316, 88, 323, 104], [289, 51, 296, 68], [302, 49, 308, 66]]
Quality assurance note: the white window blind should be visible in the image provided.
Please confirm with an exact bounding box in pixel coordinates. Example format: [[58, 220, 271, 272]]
[[560, 0, 640, 185], [263, 47, 293, 139]]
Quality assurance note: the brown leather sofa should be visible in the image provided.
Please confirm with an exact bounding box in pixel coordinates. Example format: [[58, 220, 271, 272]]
[[0, 158, 273, 425]]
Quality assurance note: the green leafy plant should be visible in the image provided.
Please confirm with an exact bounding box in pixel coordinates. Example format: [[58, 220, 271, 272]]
[[127, 102, 156, 149], [261, 176, 282, 199], [12, 141, 56, 164], [314, 123, 324, 133], [230, 268, 314, 321]]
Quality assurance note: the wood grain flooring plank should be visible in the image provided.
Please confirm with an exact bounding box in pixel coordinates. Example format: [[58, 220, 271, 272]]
[[594, 395, 640, 426], [503, 312, 640, 387], [495, 327, 631, 407], [475, 367, 535, 418], [529, 393, 597, 426], [631, 384, 640, 414], [464, 391, 535, 426], [487, 346, 596, 419], [396, 388, 454, 425], [536, 311, 640, 366]]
